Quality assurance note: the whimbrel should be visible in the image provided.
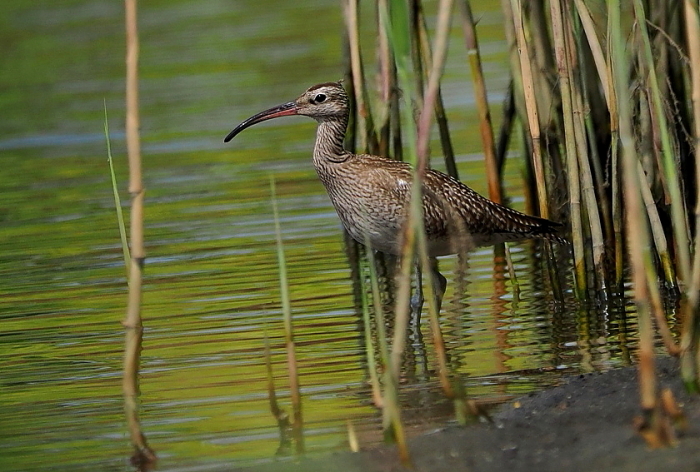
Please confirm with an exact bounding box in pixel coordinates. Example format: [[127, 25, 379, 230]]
[[224, 82, 563, 314]]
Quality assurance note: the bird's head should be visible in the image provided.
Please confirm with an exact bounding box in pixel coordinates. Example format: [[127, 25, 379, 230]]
[[224, 82, 348, 143]]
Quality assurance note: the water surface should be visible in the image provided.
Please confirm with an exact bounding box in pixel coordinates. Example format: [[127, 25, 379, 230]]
[[0, 1, 637, 470]]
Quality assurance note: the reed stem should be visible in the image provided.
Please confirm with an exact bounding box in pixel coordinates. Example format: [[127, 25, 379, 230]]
[[633, 0, 691, 286], [509, 0, 549, 220], [122, 0, 154, 464], [681, 0, 700, 389], [459, 0, 500, 201]]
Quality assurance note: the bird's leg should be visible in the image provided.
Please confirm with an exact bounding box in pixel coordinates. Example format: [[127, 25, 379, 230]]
[[409, 258, 447, 324], [410, 261, 424, 326], [409, 261, 428, 380], [429, 257, 447, 313]]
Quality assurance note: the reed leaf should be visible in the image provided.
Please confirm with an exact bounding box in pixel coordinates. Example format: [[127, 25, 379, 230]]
[[103, 102, 130, 281]]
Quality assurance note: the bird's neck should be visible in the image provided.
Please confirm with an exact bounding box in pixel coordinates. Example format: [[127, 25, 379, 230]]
[[313, 117, 349, 166]]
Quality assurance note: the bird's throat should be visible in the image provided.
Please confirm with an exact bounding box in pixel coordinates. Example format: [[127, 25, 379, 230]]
[[313, 119, 349, 165]]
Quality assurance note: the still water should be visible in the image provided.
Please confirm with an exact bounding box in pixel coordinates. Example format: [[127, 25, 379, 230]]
[[0, 1, 636, 470]]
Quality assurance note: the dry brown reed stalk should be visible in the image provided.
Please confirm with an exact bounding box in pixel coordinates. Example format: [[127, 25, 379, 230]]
[[572, 0, 615, 250], [513, 1, 560, 150], [414, 4, 458, 178], [459, 0, 522, 391], [459, 0, 500, 201], [547, 0, 586, 297], [122, 0, 155, 466], [565, 12, 607, 289], [500, 0, 527, 143], [504, 0, 565, 301], [508, 0, 551, 222], [574, 0, 611, 107], [528, 1, 557, 105], [685, 0, 700, 168], [342, 0, 377, 153]]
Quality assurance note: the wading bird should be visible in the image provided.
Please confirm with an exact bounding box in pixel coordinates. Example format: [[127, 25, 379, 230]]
[[224, 82, 563, 315]]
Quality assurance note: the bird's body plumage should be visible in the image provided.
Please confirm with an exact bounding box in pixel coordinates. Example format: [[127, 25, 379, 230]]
[[225, 82, 563, 258], [313, 151, 560, 256]]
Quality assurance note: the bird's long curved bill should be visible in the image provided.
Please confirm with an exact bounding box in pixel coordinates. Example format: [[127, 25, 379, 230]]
[[224, 101, 297, 142]]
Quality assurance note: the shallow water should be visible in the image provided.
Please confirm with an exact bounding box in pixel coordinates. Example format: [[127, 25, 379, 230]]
[[0, 1, 639, 471]]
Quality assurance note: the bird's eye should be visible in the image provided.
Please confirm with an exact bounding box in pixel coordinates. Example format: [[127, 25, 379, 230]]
[[314, 93, 326, 103]]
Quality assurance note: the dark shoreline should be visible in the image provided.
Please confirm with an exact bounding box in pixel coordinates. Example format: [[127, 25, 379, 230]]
[[238, 357, 700, 472]]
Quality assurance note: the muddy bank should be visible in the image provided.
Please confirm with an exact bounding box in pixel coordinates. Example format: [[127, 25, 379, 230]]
[[239, 357, 700, 472]]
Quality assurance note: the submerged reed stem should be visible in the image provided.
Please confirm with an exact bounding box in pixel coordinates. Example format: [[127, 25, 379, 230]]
[[270, 176, 304, 454]]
